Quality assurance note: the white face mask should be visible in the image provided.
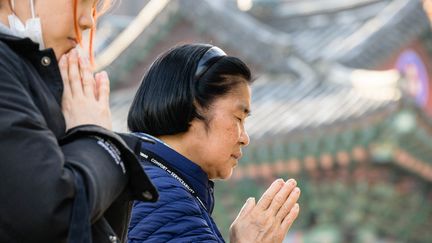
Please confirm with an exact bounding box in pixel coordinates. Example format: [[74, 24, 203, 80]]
[[7, 0, 45, 50]]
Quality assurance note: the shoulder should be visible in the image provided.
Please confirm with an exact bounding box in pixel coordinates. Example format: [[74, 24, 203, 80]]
[[131, 165, 202, 220], [128, 166, 216, 241], [0, 38, 13, 55], [0, 39, 22, 65], [0, 39, 29, 85]]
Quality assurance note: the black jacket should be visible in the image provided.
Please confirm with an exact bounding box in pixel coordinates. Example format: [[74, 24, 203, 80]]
[[0, 33, 158, 242]]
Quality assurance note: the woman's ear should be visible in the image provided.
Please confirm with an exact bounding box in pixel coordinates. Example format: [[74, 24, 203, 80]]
[[187, 118, 201, 132], [188, 117, 209, 137]]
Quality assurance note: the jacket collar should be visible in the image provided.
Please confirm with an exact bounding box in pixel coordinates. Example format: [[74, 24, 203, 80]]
[[136, 133, 215, 213], [0, 31, 42, 56]]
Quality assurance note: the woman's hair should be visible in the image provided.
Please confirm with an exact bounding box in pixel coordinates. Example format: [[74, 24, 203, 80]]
[[74, 0, 113, 63], [128, 43, 252, 136]]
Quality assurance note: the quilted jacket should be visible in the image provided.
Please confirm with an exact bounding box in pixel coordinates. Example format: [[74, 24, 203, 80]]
[[127, 133, 225, 242]]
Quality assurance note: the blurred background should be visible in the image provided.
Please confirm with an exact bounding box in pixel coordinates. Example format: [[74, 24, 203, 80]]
[[94, 0, 432, 242]]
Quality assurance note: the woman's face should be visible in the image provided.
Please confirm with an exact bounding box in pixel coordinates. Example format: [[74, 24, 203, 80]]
[[36, 0, 97, 59], [188, 80, 251, 180], [34, 0, 96, 59]]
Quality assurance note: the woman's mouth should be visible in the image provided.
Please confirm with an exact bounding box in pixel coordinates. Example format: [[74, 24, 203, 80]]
[[68, 37, 78, 47], [231, 153, 242, 160]]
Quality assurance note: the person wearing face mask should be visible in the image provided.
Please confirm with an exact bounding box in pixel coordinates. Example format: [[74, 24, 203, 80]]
[[0, 0, 158, 242]]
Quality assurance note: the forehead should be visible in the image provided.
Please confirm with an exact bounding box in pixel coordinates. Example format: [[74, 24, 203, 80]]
[[212, 82, 251, 111]]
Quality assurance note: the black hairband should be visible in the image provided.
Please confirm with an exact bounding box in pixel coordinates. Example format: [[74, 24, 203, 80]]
[[194, 46, 227, 80]]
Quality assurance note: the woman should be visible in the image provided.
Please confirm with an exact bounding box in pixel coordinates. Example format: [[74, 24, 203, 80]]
[[127, 44, 301, 242], [0, 0, 157, 242]]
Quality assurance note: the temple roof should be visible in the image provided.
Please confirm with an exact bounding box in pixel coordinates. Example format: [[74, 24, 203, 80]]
[[110, 65, 401, 140], [246, 68, 400, 140], [249, 0, 430, 68], [104, 0, 432, 182]]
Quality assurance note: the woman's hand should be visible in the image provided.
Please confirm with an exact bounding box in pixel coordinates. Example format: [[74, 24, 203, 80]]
[[59, 49, 112, 131], [229, 179, 300, 243]]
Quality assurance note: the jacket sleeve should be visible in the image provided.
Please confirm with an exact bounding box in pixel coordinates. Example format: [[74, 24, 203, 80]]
[[127, 168, 220, 243], [0, 55, 156, 242]]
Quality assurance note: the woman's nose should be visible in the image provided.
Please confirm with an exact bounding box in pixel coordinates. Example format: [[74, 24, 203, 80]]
[[79, 9, 95, 30], [240, 129, 250, 147]]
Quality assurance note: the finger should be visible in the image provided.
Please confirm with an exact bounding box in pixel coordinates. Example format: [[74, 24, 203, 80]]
[[94, 71, 100, 99], [275, 187, 301, 221], [280, 203, 300, 233], [68, 49, 83, 97], [268, 179, 297, 215], [234, 197, 255, 221], [96, 71, 110, 104], [59, 55, 71, 98], [79, 56, 95, 97], [256, 179, 285, 211]]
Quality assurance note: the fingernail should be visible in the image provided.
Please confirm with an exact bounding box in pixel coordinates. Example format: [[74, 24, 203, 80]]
[[95, 71, 107, 81], [293, 187, 300, 194], [76, 47, 84, 57], [248, 197, 255, 203], [286, 179, 296, 186], [68, 51, 76, 60], [73, 49, 80, 58], [101, 71, 108, 78], [294, 203, 299, 209], [80, 57, 88, 66], [273, 178, 284, 186]]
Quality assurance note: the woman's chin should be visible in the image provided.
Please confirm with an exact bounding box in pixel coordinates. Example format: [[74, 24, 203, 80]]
[[209, 169, 233, 180], [221, 169, 234, 180]]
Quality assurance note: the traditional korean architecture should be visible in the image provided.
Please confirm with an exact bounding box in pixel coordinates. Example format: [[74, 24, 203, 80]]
[[102, 0, 432, 241]]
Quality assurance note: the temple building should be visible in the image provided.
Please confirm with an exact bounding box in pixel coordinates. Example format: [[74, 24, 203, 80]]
[[101, 0, 432, 241]]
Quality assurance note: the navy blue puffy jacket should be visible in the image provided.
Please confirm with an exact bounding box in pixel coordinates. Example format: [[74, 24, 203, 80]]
[[127, 133, 225, 242]]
